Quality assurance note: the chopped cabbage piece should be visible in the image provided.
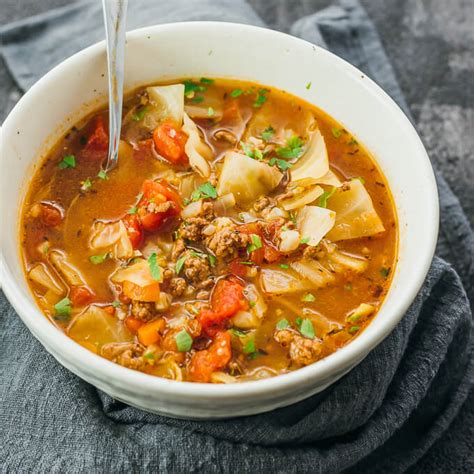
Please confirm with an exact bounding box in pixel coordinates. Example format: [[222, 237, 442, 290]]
[[260, 267, 313, 294], [315, 169, 342, 187], [290, 129, 329, 186], [49, 250, 85, 286], [217, 151, 282, 205], [280, 185, 324, 211], [89, 220, 134, 260], [111, 258, 162, 286], [146, 84, 185, 125], [28, 263, 64, 295], [297, 205, 336, 247], [182, 113, 213, 177], [68, 305, 132, 349], [290, 260, 336, 288], [326, 179, 385, 241], [329, 250, 368, 273]]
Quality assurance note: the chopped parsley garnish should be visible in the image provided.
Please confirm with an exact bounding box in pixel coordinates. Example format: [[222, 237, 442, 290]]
[[192, 95, 205, 103], [318, 187, 337, 208], [239, 141, 263, 160], [132, 107, 148, 121], [299, 319, 315, 339], [331, 127, 343, 138], [253, 88, 269, 108], [81, 178, 92, 192], [306, 81, 312, 90], [112, 300, 121, 308], [89, 252, 110, 265], [347, 313, 361, 324], [184, 80, 206, 98], [249, 301, 256, 308], [175, 329, 193, 352], [175, 255, 186, 275], [128, 206, 138, 215], [301, 293, 316, 302], [200, 77, 214, 85], [143, 353, 155, 360], [269, 157, 293, 171], [148, 252, 162, 281], [208, 254, 217, 267], [191, 182, 218, 201], [349, 325, 360, 334], [58, 154, 76, 169], [348, 137, 358, 146], [261, 126, 275, 142], [276, 319, 290, 330], [289, 211, 297, 225], [238, 261, 254, 265], [279, 263, 289, 269], [229, 328, 247, 338], [207, 107, 215, 117], [276, 136, 304, 159], [54, 297, 72, 317], [300, 236, 310, 245], [295, 317, 303, 328], [247, 234, 263, 253], [243, 338, 256, 354], [97, 170, 108, 180], [230, 88, 244, 98], [380, 267, 391, 278]]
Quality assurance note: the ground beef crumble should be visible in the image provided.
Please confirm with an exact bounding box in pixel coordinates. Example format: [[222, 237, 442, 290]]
[[101, 343, 147, 370], [130, 300, 156, 321], [274, 329, 323, 366], [206, 227, 249, 259]]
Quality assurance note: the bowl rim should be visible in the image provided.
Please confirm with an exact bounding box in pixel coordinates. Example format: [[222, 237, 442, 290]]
[[0, 21, 439, 400]]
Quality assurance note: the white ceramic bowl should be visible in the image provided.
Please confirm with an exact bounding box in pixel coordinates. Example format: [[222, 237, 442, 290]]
[[0, 22, 438, 419]]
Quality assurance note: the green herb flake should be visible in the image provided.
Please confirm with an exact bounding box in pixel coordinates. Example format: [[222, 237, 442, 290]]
[[295, 317, 303, 328], [261, 126, 275, 142], [132, 107, 148, 121], [207, 107, 215, 117], [54, 297, 72, 317], [143, 353, 155, 360], [347, 313, 361, 324], [238, 261, 254, 265], [229, 328, 247, 338], [112, 300, 121, 308], [318, 187, 337, 208], [247, 234, 263, 253], [331, 127, 343, 139], [191, 95, 205, 104], [89, 253, 109, 265], [249, 301, 256, 308], [200, 77, 214, 85], [243, 338, 256, 354], [253, 89, 269, 108], [300, 319, 315, 339], [184, 80, 206, 97], [240, 141, 254, 158], [306, 81, 312, 90], [276, 136, 304, 159], [175, 255, 187, 275], [199, 182, 218, 199], [148, 252, 162, 281], [80, 178, 92, 191], [348, 137, 358, 146], [380, 267, 391, 278], [128, 206, 138, 215], [58, 154, 76, 169], [279, 264, 289, 269], [274, 159, 292, 171], [276, 319, 290, 330], [300, 236, 310, 245], [349, 325, 360, 334], [97, 170, 108, 180], [175, 329, 193, 352], [230, 88, 244, 98], [289, 211, 297, 225], [253, 149, 263, 160], [208, 254, 217, 267], [301, 293, 316, 302]]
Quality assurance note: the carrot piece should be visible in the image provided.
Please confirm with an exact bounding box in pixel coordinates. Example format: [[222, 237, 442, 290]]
[[152, 119, 188, 165], [122, 280, 160, 302], [125, 316, 144, 334], [138, 319, 165, 346], [70, 286, 95, 307]]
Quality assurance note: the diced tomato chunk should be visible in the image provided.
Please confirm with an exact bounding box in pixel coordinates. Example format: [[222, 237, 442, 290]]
[[137, 179, 182, 233], [70, 286, 95, 307], [229, 260, 249, 278], [188, 331, 232, 382], [238, 221, 281, 264], [40, 203, 63, 227], [84, 116, 109, 152], [122, 214, 144, 249], [198, 279, 247, 335], [153, 119, 188, 165]]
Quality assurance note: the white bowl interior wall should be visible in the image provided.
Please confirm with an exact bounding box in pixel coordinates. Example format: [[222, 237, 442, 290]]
[[0, 23, 438, 418]]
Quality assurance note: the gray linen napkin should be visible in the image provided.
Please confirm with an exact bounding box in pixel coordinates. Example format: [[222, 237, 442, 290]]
[[1, 1, 473, 472]]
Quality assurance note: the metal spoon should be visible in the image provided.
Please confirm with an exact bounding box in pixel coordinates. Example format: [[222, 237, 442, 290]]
[[102, 0, 128, 173]]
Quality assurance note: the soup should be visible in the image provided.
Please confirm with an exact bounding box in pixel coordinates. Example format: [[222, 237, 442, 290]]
[[21, 78, 397, 383]]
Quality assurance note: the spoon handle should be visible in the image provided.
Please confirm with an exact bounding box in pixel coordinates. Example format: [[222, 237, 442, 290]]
[[102, 0, 128, 172]]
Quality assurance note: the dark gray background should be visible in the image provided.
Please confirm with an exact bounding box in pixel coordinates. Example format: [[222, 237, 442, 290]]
[[1, 0, 473, 228], [1, 1, 473, 471]]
